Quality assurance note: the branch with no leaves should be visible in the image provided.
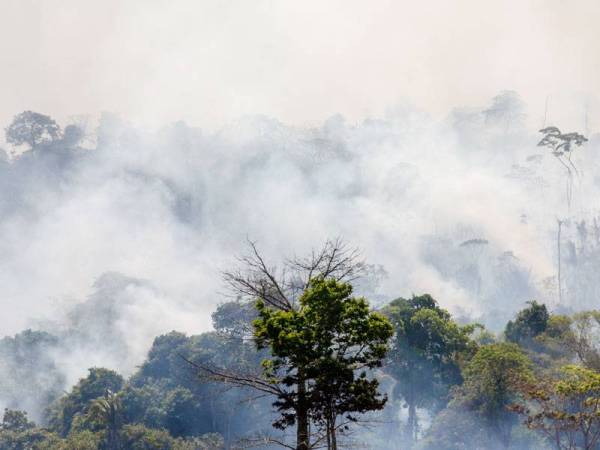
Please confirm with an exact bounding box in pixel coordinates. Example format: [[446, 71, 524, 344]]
[[288, 237, 365, 290], [223, 238, 365, 312], [181, 354, 284, 397], [223, 239, 294, 311]]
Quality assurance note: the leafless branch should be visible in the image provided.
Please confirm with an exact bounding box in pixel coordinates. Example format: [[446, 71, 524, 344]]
[[223, 238, 365, 313], [181, 354, 283, 397]]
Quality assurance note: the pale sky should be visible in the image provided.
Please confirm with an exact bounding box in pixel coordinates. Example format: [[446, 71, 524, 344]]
[[1, 0, 599, 131]]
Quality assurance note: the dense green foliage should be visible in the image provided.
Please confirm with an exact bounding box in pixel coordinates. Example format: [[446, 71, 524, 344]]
[[505, 301, 549, 345], [1, 288, 599, 449], [253, 277, 393, 448], [457, 343, 532, 447], [383, 294, 477, 442], [47, 368, 124, 437]]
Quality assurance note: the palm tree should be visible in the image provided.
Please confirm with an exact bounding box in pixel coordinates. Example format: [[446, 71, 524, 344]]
[[87, 390, 123, 450]]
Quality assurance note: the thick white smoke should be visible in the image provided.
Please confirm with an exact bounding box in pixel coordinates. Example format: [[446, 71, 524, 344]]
[[1, 93, 599, 418]]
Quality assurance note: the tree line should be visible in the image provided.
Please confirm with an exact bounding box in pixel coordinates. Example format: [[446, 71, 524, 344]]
[[0, 240, 599, 450]]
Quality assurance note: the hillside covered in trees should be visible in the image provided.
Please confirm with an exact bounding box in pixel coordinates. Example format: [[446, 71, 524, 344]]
[[2, 259, 600, 449], [0, 95, 600, 450]]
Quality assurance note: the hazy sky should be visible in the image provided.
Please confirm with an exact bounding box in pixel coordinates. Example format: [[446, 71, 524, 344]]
[[1, 0, 599, 131]]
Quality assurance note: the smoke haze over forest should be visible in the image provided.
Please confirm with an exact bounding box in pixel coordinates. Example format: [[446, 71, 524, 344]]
[[1, 2, 600, 448], [1, 95, 599, 407]]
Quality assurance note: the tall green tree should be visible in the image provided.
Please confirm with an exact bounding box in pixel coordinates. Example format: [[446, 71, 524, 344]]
[[253, 277, 392, 450], [458, 343, 532, 449], [202, 240, 389, 450], [505, 301, 549, 346], [537, 127, 588, 302], [383, 294, 476, 444], [85, 390, 123, 450]]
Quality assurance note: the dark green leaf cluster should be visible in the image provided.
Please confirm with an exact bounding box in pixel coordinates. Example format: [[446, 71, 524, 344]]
[[253, 277, 393, 432], [504, 301, 549, 345]]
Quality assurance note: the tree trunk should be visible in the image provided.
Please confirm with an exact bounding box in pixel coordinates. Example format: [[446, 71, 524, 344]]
[[297, 371, 309, 450], [326, 407, 337, 450], [107, 427, 120, 450], [557, 219, 563, 304], [326, 415, 331, 450], [330, 416, 337, 450], [407, 400, 417, 444], [296, 407, 309, 450]]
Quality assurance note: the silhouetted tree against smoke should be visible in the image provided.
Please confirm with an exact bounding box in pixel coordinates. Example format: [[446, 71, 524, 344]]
[[538, 126, 588, 209], [0, 330, 65, 421], [5, 111, 61, 151], [484, 91, 526, 134], [459, 238, 489, 297], [62, 123, 85, 148], [223, 239, 365, 312], [537, 126, 588, 305]]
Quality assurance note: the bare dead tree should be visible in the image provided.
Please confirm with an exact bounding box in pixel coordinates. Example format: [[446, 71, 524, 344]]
[[222, 238, 365, 312]]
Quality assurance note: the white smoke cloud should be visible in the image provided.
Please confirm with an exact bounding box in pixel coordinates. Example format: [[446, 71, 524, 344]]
[[0, 94, 599, 419]]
